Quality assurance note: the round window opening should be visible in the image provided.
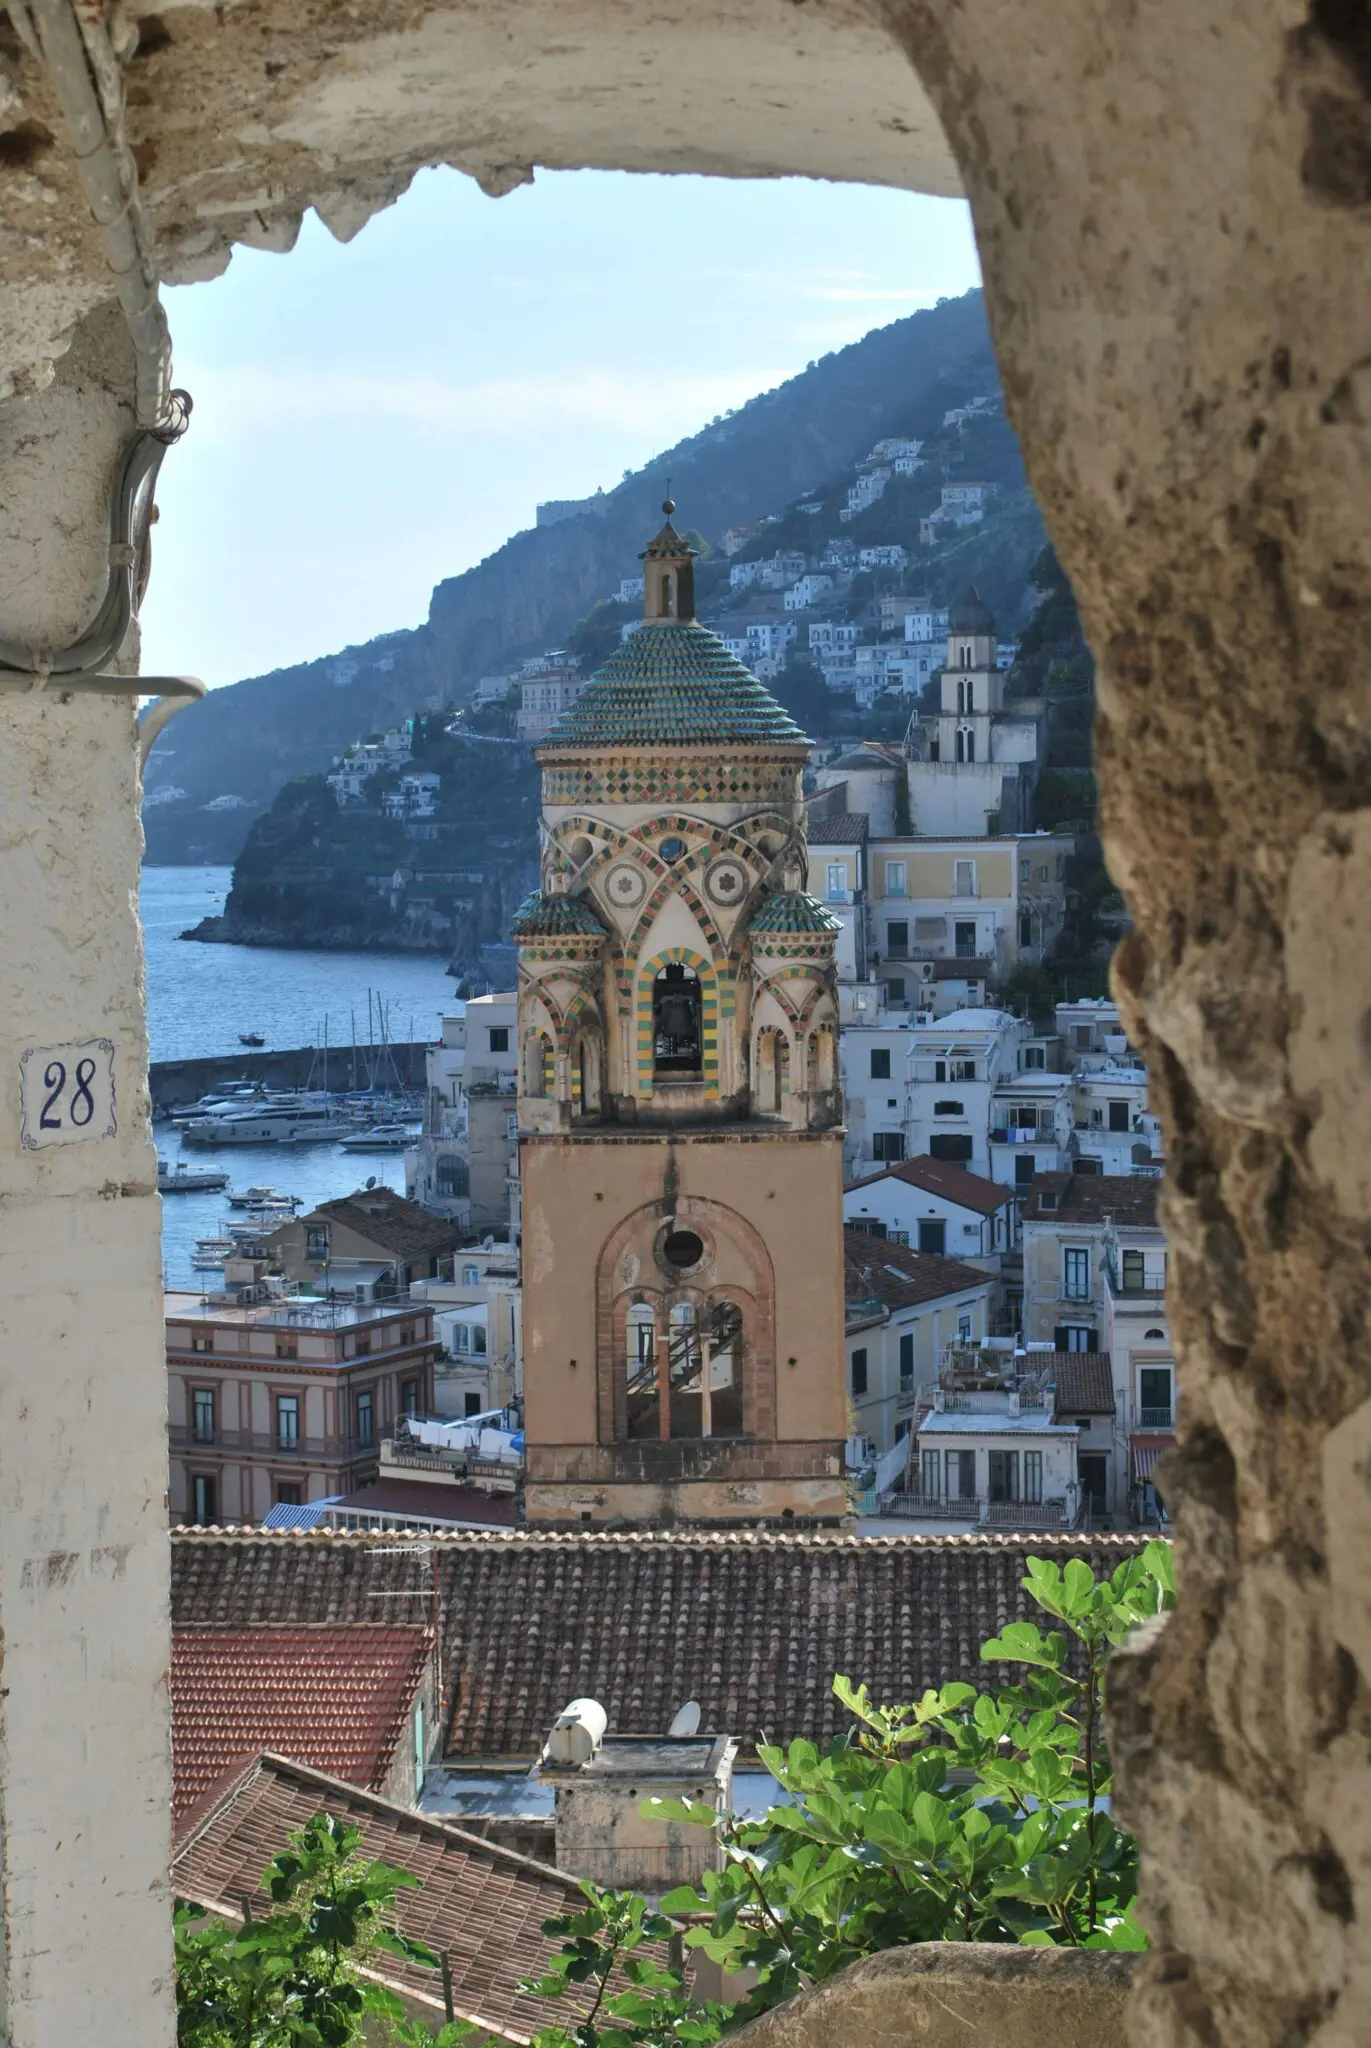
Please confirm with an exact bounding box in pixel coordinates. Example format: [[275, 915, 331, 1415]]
[[659, 836, 687, 864], [661, 1228, 705, 1271]]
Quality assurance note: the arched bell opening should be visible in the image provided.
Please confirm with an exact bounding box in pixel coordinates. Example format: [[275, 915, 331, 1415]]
[[653, 963, 702, 1075], [571, 1031, 602, 1118]]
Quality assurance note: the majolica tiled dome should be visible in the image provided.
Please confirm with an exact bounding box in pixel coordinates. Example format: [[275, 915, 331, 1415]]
[[509, 890, 607, 939], [539, 622, 809, 751], [747, 891, 843, 934]]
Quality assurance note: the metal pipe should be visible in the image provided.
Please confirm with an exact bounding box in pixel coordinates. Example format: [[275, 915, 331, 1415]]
[[14, 0, 175, 431]]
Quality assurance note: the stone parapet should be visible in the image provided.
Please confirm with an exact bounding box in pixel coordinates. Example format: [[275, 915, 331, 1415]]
[[721, 1944, 1137, 2047]]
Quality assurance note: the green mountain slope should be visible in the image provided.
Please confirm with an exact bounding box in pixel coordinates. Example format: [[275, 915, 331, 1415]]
[[142, 288, 998, 865]]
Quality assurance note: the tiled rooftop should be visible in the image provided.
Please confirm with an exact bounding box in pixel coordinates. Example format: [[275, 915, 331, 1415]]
[[748, 890, 843, 934], [1025, 1172, 1160, 1227], [844, 1229, 990, 1312], [305, 1189, 466, 1261], [509, 890, 606, 939], [845, 1155, 1013, 1217], [806, 811, 869, 845], [170, 1527, 1149, 1759], [1048, 1353, 1117, 1415], [538, 623, 809, 751], [173, 1754, 616, 2039], [170, 1624, 432, 1820]]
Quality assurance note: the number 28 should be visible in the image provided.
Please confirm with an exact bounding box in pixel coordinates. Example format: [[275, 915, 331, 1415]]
[[40, 1057, 98, 1130]]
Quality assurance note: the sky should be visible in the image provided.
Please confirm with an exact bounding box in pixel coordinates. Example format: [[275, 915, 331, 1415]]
[[139, 170, 980, 689]]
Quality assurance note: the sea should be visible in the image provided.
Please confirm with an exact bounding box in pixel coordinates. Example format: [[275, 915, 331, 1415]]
[[143, 866, 461, 1288]]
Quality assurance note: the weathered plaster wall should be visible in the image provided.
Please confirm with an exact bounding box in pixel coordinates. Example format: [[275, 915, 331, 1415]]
[[865, 4, 1371, 2042], [0, 309, 175, 2045], [0, 0, 956, 402]]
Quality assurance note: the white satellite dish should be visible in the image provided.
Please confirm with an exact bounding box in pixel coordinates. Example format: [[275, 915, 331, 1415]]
[[668, 1700, 702, 1738]]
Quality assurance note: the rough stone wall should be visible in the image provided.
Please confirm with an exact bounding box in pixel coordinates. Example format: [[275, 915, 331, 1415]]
[[725, 1944, 1137, 2047], [0, 309, 176, 2045], [870, 3, 1371, 2041]]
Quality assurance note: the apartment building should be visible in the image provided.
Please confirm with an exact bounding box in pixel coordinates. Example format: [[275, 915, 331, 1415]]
[[866, 833, 1073, 1001], [841, 1005, 1031, 1180], [269, 1187, 463, 1298], [843, 1232, 992, 1456], [1020, 1172, 1162, 1350], [843, 1155, 1017, 1267], [411, 1244, 523, 1418], [516, 657, 583, 743], [166, 1293, 438, 1524], [406, 994, 520, 1236]]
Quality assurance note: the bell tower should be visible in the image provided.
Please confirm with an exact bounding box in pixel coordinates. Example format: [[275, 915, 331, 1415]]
[[513, 504, 849, 1526]]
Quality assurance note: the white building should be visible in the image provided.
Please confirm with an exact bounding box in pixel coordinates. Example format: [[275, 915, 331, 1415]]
[[808, 621, 858, 655], [904, 586, 1047, 835], [745, 618, 798, 661], [616, 576, 645, 604], [905, 607, 950, 643], [839, 470, 890, 521], [941, 481, 997, 521], [784, 573, 835, 611], [858, 544, 909, 570], [913, 1384, 1081, 1527], [844, 1155, 1017, 1266], [406, 997, 520, 1235], [381, 770, 441, 821], [809, 811, 870, 984], [517, 661, 583, 743], [988, 1070, 1077, 1191], [840, 1005, 1031, 1182], [411, 1245, 522, 1418]]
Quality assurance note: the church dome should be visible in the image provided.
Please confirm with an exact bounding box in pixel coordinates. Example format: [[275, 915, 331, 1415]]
[[509, 890, 607, 939], [539, 621, 810, 751], [747, 890, 843, 934], [949, 582, 995, 634], [539, 503, 810, 753]]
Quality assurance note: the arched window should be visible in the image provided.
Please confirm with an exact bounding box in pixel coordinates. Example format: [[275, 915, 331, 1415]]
[[663, 1298, 745, 1440], [957, 678, 967, 715], [955, 728, 966, 764], [625, 1302, 659, 1439], [706, 1299, 745, 1436], [435, 1154, 469, 1198], [659, 571, 675, 618], [776, 1033, 790, 1103], [756, 1029, 777, 1113], [572, 1034, 601, 1117], [654, 964, 702, 1075]]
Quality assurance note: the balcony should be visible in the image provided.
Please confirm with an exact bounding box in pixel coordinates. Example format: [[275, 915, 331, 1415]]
[[1138, 1405, 1174, 1429], [170, 1424, 378, 1463]]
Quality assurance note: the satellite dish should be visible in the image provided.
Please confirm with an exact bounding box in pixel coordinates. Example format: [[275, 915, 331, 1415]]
[[668, 1700, 701, 1738], [366, 1175, 378, 1190]]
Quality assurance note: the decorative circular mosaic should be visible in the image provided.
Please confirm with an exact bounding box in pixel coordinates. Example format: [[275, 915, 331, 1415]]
[[659, 835, 688, 864], [604, 862, 647, 910], [704, 858, 750, 907]]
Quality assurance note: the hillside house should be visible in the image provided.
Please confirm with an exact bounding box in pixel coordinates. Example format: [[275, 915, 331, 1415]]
[[843, 1155, 1017, 1267], [843, 1232, 992, 1456], [859, 544, 909, 570], [412, 1246, 523, 1417], [269, 1188, 464, 1296], [784, 572, 835, 610]]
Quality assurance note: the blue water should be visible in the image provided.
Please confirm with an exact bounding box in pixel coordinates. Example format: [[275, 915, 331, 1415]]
[[142, 866, 462, 1287], [141, 866, 459, 1065]]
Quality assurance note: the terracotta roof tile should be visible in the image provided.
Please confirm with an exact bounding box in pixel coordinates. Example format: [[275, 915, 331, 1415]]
[[1024, 1172, 1160, 1226], [170, 1625, 432, 1820], [844, 1230, 989, 1312], [1046, 1353, 1116, 1415], [172, 1754, 613, 2040], [806, 811, 869, 845], [844, 1156, 1013, 1216], [170, 1528, 1150, 1760], [307, 1190, 464, 1261]]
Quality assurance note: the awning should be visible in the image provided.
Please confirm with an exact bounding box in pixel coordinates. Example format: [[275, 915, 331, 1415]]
[[1130, 1434, 1175, 1483]]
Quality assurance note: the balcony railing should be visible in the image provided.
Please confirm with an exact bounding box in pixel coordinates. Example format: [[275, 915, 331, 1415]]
[[882, 1492, 982, 1520], [1137, 1406, 1174, 1429], [170, 1424, 378, 1462]]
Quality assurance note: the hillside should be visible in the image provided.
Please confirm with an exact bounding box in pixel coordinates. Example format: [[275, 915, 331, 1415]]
[[142, 288, 999, 865]]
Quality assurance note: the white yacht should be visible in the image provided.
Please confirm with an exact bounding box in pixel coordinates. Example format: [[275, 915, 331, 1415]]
[[338, 1123, 419, 1152], [182, 1102, 357, 1146], [226, 1184, 302, 1209]]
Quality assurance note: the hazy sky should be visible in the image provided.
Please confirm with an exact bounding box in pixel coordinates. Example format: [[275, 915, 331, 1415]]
[[140, 170, 979, 689]]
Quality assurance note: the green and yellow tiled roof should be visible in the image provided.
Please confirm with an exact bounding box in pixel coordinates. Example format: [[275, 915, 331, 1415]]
[[509, 890, 607, 939], [539, 623, 810, 751], [748, 891, 843, 934]]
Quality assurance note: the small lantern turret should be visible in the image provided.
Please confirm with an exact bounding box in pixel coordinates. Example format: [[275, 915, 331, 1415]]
[[640, 498, 696, 624]]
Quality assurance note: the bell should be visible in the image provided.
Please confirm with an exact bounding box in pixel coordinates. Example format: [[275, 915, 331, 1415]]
[[656, 993, 698, 1040]]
